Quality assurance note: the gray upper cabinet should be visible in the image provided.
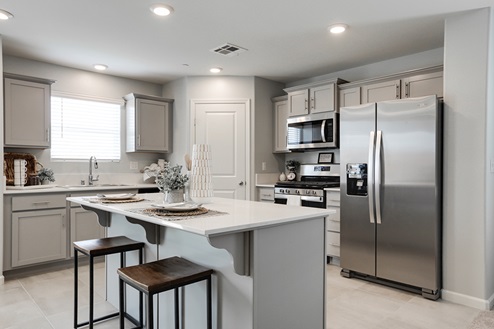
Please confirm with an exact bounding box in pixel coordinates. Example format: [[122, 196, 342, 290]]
[[124, 93, 173, 153], [361, 79, 401, 104], [338, 66, 443, 107], [272, 95, 290, 153], [285, 79, 344, 117], [402, 71, 443, 99], [4, 74, 55, 148], [339, 87, 361, 108]]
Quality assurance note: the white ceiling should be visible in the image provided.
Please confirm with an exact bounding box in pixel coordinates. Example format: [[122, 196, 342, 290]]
[[0, 0, 492, 85]]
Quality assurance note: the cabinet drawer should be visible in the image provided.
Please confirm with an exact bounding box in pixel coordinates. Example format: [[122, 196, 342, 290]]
[[12, 194, 66, 211], [326, 213, 340, 232], [258, 188, 274, 201], [326, 231, 340, 257], [326, 190, 340, 207]]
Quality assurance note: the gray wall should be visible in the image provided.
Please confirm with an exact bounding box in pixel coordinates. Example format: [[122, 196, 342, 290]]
[[2, 56, 165, 177], [162, 76, 285, 200], [442, 7, 494, 309]]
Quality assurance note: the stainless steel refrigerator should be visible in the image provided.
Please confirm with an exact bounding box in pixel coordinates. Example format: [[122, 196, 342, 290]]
[[339, 95, 441, 300]]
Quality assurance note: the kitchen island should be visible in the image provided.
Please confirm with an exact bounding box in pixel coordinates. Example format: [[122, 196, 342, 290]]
[[67, 194, 333, 329]]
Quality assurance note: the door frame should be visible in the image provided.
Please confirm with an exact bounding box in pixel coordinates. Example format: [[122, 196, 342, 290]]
[[190, 99, 251, 200]]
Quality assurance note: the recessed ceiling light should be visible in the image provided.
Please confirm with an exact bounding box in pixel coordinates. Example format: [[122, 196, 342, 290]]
[[150, 4, 174, 16], [210, 67, 223, 74], [328, 24, 348, 34], [93, 64, 108, 71], [0, 9, 14, 20]]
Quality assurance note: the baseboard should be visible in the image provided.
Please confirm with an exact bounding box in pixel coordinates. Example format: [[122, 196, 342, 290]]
[[441, 289, 492, 310]]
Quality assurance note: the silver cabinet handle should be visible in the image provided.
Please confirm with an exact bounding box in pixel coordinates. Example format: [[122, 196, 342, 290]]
[[32, 201, 50, 205]]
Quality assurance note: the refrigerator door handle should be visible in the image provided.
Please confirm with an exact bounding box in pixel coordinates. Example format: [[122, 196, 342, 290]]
[[368, 131, 376, 224], [375, 130, 383, 224], [321, 120, 327, 142]]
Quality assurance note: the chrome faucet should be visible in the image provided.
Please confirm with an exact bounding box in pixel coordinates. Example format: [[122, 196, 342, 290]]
[[88, 156, 99, 185]]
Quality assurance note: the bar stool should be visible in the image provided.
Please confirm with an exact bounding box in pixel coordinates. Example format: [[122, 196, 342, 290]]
[[73, 236, 145, 329], [117, 256, 214, 329]]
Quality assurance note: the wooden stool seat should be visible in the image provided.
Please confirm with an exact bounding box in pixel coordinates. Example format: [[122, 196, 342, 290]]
[[74, 236, 145, 329], [118, 256, 213, 329], [74, 236, 145, 256]]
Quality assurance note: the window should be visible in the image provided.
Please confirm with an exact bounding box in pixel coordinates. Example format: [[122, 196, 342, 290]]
[[51, 96, 121, 161]]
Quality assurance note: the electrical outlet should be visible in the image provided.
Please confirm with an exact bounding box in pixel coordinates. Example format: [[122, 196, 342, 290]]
[[262, 162, 267, 171], [130, 161, 138, 170]]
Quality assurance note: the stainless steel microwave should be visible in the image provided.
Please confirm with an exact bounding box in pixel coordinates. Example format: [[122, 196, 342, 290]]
[[287, 112, 338, 150]]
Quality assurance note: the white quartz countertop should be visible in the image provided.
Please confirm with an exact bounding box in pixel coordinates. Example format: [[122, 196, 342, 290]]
[[67, 194, 333, 237], [4, 183, 158, 195]]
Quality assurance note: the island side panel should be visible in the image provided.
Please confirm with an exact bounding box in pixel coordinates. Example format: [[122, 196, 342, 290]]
[[106, 213, 159, 321], [252, 216, 326, 329], [157, 227, 254, 329]]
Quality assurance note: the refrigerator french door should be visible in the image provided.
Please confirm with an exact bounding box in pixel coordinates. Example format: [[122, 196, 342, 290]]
[[339, 95, 441, 300]]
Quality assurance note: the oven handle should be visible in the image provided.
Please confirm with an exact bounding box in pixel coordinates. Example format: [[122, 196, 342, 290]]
[[300, 196, 324, 203], [321, 120, 327, 143]]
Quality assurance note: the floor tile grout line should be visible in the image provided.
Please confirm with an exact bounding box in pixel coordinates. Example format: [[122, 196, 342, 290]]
[[18, 278, 56, 329]]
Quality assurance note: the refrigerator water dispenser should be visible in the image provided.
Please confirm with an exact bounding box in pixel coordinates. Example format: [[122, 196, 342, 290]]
[[346, 163, 368, 196]]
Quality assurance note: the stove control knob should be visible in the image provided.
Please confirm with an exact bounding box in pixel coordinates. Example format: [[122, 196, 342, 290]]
[[295, 190, 300, 194], [306, 190, 311, 195], [286, 189, 290, 194], [312, 190, 318, 195]]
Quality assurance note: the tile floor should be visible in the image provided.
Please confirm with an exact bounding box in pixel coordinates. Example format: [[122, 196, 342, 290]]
[[0, 262, 487, 329]]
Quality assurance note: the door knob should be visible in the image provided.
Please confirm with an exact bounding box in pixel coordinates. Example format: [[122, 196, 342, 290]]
[[239, 181, 244, 186]]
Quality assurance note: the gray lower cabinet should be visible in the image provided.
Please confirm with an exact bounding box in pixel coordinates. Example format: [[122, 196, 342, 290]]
[[326, 190, 341, 260], [70, 207, 105, 257], [9, 194, 67, 268], [257, 187, 274, 203], [4, 189, 137, 271]]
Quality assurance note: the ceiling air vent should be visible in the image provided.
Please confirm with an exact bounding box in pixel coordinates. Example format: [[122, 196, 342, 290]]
[[210, 43, 247, 57]]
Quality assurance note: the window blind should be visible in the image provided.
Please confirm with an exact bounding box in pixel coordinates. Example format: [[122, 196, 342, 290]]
[[51, 96, 121, 160]]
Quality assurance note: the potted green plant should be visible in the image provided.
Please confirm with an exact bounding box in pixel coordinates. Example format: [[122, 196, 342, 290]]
[[156, 164, 189, 203], [37, 167, 55, 185]]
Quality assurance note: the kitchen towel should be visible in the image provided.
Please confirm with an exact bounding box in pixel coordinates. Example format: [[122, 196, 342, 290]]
[[285, 195, 301, 206]]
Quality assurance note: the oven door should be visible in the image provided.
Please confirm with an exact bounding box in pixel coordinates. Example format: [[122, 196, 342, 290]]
[[274, 194, 303, 206], [301, 195, 326, 208]]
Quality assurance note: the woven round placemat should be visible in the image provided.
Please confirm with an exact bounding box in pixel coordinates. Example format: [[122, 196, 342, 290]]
[[143, 207, 209, 217]]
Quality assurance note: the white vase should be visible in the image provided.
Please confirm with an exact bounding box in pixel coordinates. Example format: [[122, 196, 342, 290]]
[[279, 172, 287, 181]]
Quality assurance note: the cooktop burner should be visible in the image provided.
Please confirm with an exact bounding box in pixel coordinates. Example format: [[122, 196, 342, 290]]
[[275, 180, 340, 189]]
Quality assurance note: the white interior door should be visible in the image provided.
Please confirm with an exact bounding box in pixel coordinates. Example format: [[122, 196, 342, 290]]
[[192, 100, 249, 200]]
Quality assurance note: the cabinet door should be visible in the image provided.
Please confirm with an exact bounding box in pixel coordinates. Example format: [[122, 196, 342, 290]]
[[310, 83, 335, 113], [136, 98, 171, 152], [257, 187, 274, 202], [287, 89, 309, 117], [273, 100, 290, 153], [402, 71, 443, 98], [12, 209, 66, 267], [4, 78, 50, 148], [70, 207, 105, 257], [339, 87, 361, 108], [361, 79, 401, 104]]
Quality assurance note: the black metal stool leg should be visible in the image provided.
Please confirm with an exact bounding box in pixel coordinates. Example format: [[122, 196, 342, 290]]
[[148, 293, 154, 329], [119, 277, 125, 329], [73, 248, 78, 329], [89, 255, 94, 329], [207, 276, 212, 329], [174, 288, 180, 329]]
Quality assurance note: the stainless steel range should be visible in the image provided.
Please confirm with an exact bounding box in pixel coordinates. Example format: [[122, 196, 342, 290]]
[[274, 164, 340, 208]]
